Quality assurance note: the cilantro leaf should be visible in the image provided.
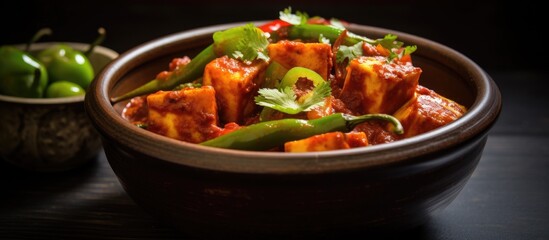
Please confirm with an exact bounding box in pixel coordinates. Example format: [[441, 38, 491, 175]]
[[213, 23, 269, 63], [299, 81, 332, 111], [280, 7, 309, 25], [255, 87, 301, 114], [375, 34, 404, 50], [336, 41, 364, 63], [255, 81, 331, 115], [387, 45, 418, 63], [403, 45, 417, 55]]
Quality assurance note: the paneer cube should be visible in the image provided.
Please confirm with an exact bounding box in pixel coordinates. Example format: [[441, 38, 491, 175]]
[[268, 40, 332, 80], [203, 56, 268, 124], [146, 86, 221, 143], [284, 132, 368, 152], [393, 85, 467, 138], [339, 56, 421, 114]]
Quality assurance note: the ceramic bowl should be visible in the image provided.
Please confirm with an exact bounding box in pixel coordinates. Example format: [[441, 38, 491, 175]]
[[85, 22, 501, 238], [0, 42, 118, 171]]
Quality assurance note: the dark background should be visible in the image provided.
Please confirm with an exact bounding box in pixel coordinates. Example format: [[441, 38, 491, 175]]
[[2, 1, 549, 239], [0, 0, 542, 72]]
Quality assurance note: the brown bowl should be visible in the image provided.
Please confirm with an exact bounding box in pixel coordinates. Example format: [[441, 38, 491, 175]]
[[85, 22, 501, 238], [0, 42, 118, 172]]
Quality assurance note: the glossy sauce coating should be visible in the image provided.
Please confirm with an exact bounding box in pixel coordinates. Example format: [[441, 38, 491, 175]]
[[121, 29, 466, 151]]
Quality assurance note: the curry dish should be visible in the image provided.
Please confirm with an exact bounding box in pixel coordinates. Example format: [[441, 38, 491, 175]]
[[118, 8, 466, 152]]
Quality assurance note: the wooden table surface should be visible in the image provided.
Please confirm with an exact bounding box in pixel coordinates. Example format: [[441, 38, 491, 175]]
[[1, 69, 547, 239]]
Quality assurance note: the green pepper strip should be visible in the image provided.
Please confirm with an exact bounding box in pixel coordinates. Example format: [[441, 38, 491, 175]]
[[110, 44, 215, 103], [200, 113, 403, 151], [286, 24, 376, 46]]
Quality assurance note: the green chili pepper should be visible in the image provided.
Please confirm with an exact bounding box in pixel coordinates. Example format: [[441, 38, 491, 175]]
[[36, 43, 94, 90], [36, 27, 106, 90], [287, 24, 370, 46], [286, 24, 404, 50], [0, 46, 48, 98], [279, 66, 325, 88], [0, 28, 51, 98], [110, 44, 215, 103], [45, 81, 85, 98], [200, 113, 403, 151]]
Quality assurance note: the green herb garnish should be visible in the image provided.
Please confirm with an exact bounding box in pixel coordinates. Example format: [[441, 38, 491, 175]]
[[336, 41, 364, 63], [213, 23, 270, 63], [388, 45, 418, 63], [255, 81, 331, 115], [279, 7, 309, 25]]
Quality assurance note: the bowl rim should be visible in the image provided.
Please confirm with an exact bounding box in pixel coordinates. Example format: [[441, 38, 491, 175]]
[[0, 42, 119, 104], [87, 21, 502, 174]]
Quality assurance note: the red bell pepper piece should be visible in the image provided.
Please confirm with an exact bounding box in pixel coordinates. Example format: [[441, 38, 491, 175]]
[[258, 19, 291, 33]]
